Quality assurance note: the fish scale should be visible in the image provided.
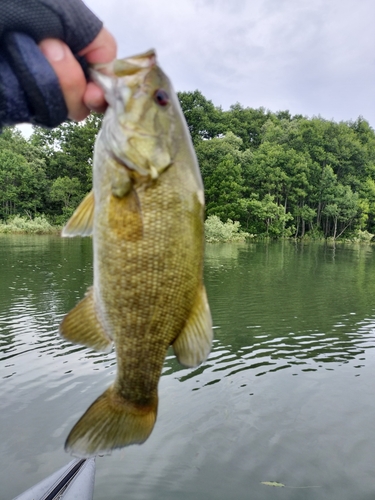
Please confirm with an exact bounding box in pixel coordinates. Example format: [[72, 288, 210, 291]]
[[59, 49, 212, 456]]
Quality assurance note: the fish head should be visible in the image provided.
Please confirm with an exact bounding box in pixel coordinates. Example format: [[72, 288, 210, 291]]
[[91, 50, 182, 181]]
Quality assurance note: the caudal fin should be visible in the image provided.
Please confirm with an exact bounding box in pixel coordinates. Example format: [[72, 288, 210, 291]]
[[65, 386, 157, 457]]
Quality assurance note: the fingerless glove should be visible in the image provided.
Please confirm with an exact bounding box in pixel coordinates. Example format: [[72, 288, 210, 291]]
[[0, 0, 103, 128]]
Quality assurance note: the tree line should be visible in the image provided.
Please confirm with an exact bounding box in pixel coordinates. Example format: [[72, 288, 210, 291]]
[[1, 91, 375, 239], [0, 113, 101, 226]]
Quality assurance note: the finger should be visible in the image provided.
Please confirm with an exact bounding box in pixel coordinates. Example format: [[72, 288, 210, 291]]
[[39, 38, 90, 121], [80, 28, 117, 113], [83, 81, 107, 113], [79, 27, 117, 64]]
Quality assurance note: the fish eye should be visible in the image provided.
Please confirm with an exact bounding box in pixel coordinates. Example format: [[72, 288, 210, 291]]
[[154, 89, 169, 106]]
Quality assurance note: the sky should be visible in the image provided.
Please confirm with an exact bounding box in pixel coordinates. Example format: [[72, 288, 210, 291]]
[[83, 0, 374, 127], [16, 0, 375, 139]]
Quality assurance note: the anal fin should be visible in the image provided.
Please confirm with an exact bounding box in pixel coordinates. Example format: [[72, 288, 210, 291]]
[[60, 287, 112, 353], [173, 284, 213, 367]]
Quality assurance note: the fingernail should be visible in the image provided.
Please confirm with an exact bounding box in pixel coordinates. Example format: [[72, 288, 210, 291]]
[[40, 39, 66, 62]]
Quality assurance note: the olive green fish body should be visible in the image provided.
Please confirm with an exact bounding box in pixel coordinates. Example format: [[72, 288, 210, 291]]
[[60, 50, 212, 456], [96, 160, 204, 401]]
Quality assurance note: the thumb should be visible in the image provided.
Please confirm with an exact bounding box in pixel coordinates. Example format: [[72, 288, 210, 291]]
[[39, 38, 89, 121]]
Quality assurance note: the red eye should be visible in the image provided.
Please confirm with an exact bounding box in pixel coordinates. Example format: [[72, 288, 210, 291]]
[[154, 89, 169, 106]]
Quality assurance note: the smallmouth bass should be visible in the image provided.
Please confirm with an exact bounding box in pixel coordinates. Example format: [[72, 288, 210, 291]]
[[60, 50, 213, 456]]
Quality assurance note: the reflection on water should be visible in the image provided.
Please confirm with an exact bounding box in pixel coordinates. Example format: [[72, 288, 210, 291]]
[[165, 241, 375, 386], [1, 236, 375, 499]]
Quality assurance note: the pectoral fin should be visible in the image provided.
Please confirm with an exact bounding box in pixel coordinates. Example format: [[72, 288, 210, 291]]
[[62, 190, 95, 237], [60, 287, 113, 353], [173, 285, 213, 367]]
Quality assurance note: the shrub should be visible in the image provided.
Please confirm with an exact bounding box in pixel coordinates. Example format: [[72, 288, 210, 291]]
[[204, 215, 250, 243], [0, 215, 57, 234], [348, 230, 374, 242]]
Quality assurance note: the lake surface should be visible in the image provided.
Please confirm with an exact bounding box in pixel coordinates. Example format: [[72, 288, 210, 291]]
[[1, 236, 375, 499]]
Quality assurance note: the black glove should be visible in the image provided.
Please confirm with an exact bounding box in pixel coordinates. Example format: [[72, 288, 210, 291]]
[[0, 32, 69, 128], [0, 0, 103, 128]]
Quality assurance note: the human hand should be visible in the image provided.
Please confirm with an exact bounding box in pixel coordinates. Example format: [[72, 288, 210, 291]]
[[0, 0, 116, 128], [39, 27, 117, 121]]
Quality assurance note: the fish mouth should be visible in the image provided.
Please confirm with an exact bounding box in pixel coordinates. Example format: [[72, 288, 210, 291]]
[[89, 50, 157, 106], [91, 50, 156, 78], [113, 50, 156, 77]]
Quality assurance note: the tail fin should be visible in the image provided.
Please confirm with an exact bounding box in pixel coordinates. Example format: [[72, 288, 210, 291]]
[[65, 386, 157, 457]]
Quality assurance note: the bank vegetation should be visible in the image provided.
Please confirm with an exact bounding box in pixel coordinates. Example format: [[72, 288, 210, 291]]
[[1, 92, 375, 241]]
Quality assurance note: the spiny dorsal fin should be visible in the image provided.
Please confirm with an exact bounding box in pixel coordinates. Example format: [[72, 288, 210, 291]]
[[60, 287, 113, 353], [173, 284, 213, 367], [62, 190, 95, 237]]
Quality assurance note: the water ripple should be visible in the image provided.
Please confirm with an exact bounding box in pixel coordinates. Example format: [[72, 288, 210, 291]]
[[1, 240, 375, 422]]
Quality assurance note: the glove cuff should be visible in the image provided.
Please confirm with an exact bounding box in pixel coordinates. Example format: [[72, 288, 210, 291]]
[[0, 53, 30, 127], [1, 32, 68, 128]]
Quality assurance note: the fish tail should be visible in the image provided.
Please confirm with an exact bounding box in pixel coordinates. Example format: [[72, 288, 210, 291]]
[[65, 386, 157, 457]]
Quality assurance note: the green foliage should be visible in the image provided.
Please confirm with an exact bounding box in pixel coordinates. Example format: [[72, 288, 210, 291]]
[[205, 154, 244, 220], [0, 120, 100, 228], [185, 95, 375, 240], [204, 215, 249, 243], [241, 194, 294, 237], [1, 94, 375, 241], [197, 133, 247, 222], [177, 90, 223, 145], [0, 215, 56, 234], [350, 230, 374, 242], [221, 103, 274, 149], [0, 130, 48, 219], [31, 113, 102, 193], [50, 176, 82, 209]]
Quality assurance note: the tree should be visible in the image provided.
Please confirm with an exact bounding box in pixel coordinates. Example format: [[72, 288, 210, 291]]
[[31, 113, 102, 191], [294, 205, 316, 238], [50, 176, 82, 209], [246, 142, 310, 224], [241, 194, 294, 237], [0, 91, 373, 239], [204, 215, 248, 242], [322, 184, 360, 239], [177, 90, 223, 144], [0, 149, 48, 219], [221, 104, 274, 149], [196, 132, 244, 180], [195, 133, 247, 222], [205, 154, 244, 221]]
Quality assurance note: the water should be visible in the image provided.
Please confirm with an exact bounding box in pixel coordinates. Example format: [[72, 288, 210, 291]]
[[1, 236, 375, 499]]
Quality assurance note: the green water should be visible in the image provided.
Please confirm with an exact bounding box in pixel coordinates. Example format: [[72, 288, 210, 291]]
[[1, 236, 375, 499]]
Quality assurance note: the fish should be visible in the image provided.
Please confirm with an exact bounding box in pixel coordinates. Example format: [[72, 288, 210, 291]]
[[59, 49, 213, 457]]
